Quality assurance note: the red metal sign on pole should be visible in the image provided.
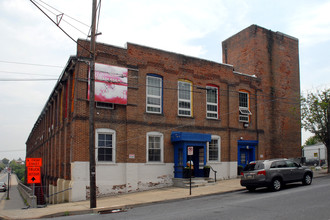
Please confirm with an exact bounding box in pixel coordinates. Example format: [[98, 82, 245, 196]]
[[26, 158, 42, 167], [27, 166, 41, 184]]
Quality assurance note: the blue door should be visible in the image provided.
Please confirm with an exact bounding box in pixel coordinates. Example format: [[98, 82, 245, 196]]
[[237, 140, 257, 168]]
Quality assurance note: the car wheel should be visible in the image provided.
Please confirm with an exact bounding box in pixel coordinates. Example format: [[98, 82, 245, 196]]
[[270, 178, 282, 191], [302, 173, 312, 185], [246, 186, 256, 192]]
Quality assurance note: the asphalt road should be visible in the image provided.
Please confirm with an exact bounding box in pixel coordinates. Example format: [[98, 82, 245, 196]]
[[46, 175, 330, 220]]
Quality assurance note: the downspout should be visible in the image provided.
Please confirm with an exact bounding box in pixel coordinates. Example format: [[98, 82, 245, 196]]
[[227, 83, 232, 178], [255, 88, 259, 160]]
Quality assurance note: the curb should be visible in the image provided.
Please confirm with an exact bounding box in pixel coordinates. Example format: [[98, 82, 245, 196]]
[[39, 187, 245, 219], [2, 173, 329, 219]]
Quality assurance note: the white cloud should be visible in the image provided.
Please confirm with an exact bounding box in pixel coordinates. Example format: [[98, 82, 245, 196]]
[[289, 1, 330, 47]]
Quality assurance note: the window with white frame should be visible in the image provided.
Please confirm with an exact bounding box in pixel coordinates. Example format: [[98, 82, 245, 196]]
[[206, 86, 218, 119], [239, 91, 252, 122], [96, 128, 116, 162], [208, 135, 220, 162], [147, 132, 163, 162], [178, 80, 192, 116], [146, 75, 162, 113]]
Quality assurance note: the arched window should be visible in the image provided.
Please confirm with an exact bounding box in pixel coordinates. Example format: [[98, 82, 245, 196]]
[[238, 90, 252, 122]]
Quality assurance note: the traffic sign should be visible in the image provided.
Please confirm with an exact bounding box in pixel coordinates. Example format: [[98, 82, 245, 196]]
[[27, 166, 41, 184], [26, 158, 42, 167], [187, 146, 194, 155]]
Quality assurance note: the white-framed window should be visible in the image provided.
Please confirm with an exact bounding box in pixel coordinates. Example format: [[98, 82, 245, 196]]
[[146, 132, 164, 163], [96, 128, 116, 163], [239, 91, 252, 122], [146, 75, 162, 114], [206, 86, 218, 119], [178, 80, 192, 116], [208, 135, 221, 162]]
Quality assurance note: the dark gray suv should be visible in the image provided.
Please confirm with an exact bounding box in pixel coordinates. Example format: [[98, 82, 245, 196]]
[[240, 159, 313, 191]]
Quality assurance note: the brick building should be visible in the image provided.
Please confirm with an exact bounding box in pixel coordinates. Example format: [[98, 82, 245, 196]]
[[26, 25, 301, 203]]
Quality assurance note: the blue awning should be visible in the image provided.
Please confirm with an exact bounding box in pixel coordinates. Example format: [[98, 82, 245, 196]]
[[171, 131, 211, 143], [238, 140, 258, 146]]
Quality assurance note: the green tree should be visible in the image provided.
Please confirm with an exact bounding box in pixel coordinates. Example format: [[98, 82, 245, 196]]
[[9, 160, 25, 181], [2, 158, 9, 166], [0, 163, 5, 172], [304, 136, 320, 146], [301, 88, 330, 172]]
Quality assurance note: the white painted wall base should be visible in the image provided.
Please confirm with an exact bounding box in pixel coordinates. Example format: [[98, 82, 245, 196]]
[[67, 161, 236, 203], [206, 161, 238, 180]]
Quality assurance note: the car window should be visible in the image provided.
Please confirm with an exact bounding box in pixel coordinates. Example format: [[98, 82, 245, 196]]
[[243, 162, 264, 171], [286, 160, 299, 168], [273, 161, 287, 168]]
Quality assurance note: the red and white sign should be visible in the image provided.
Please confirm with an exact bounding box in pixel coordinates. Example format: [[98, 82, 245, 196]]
[[88, 63, 128, 105], [188, 146, 194, 156], [26, 158, 42, 167], [27, 166, 41, 184]]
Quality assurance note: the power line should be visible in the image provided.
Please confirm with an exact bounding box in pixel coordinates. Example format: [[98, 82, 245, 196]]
[[30, 0, 92, 55], [0, 60, 63, 68], [0, 149, 25, 153], [38, 0, 90, 27], [33, 0, 89, 36], [0, 79, 57, 81], [0, 70, 58, 77]]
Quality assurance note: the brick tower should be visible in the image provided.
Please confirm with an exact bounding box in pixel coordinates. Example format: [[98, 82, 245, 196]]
[[222, 25, 301, 159]]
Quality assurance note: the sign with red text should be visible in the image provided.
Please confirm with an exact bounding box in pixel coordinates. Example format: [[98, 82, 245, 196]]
[[26, 158, 42, 167], [27, 166, 41, 184], [188, 146, 194, 156]]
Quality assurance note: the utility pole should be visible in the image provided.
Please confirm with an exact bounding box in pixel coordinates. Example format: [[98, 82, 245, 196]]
[[89, 0, 97, 209]]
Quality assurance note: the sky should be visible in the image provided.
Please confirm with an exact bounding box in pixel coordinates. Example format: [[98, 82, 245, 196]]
[[0, 0, 329, 160]]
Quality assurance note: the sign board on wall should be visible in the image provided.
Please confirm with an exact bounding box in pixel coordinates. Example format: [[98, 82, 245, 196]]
[[88, 63, 128, 105]]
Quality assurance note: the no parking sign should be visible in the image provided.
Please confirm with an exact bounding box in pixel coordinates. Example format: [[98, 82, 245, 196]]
[[188, 146, 193, 155]]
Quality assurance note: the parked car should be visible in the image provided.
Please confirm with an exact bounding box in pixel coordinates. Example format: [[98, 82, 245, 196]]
[[240, 158, 313, 192], [0, 182, 7, 192]]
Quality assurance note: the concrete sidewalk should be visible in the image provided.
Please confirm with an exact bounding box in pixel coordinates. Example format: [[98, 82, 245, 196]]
[[0, 170, 328, 220], [0, 174, 26, 211]]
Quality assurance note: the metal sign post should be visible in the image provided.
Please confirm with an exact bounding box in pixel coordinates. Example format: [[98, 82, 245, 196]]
[[6, 172, 10, 200], [189, 157, 192, 195], [32, 183, 35, 208], [187, 146, 194, 195]]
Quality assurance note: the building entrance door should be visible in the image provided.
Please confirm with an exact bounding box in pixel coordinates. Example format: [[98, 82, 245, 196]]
[[171, 131, 211, 178], [187, 146, 205, 177], [237, 140, 258, 168], [239, 148, 254, 168]]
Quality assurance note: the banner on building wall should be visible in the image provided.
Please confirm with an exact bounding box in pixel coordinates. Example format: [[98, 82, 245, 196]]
[[88, 63, 128, 105]]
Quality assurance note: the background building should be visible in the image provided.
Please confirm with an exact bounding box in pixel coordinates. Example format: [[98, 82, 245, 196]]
[[303, 143, 327, 166], [26, 25, 301, 203]]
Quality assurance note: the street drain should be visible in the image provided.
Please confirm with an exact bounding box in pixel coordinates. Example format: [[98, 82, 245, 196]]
[[99, 208, 127, 214]]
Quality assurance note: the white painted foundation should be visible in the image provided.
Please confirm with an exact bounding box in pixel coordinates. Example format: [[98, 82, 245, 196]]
[[67, 161, 237, 202]]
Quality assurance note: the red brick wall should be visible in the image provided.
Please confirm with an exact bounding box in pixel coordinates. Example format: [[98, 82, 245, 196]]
[[26, 25, 301, 185], [222, 25, 301, 159]]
